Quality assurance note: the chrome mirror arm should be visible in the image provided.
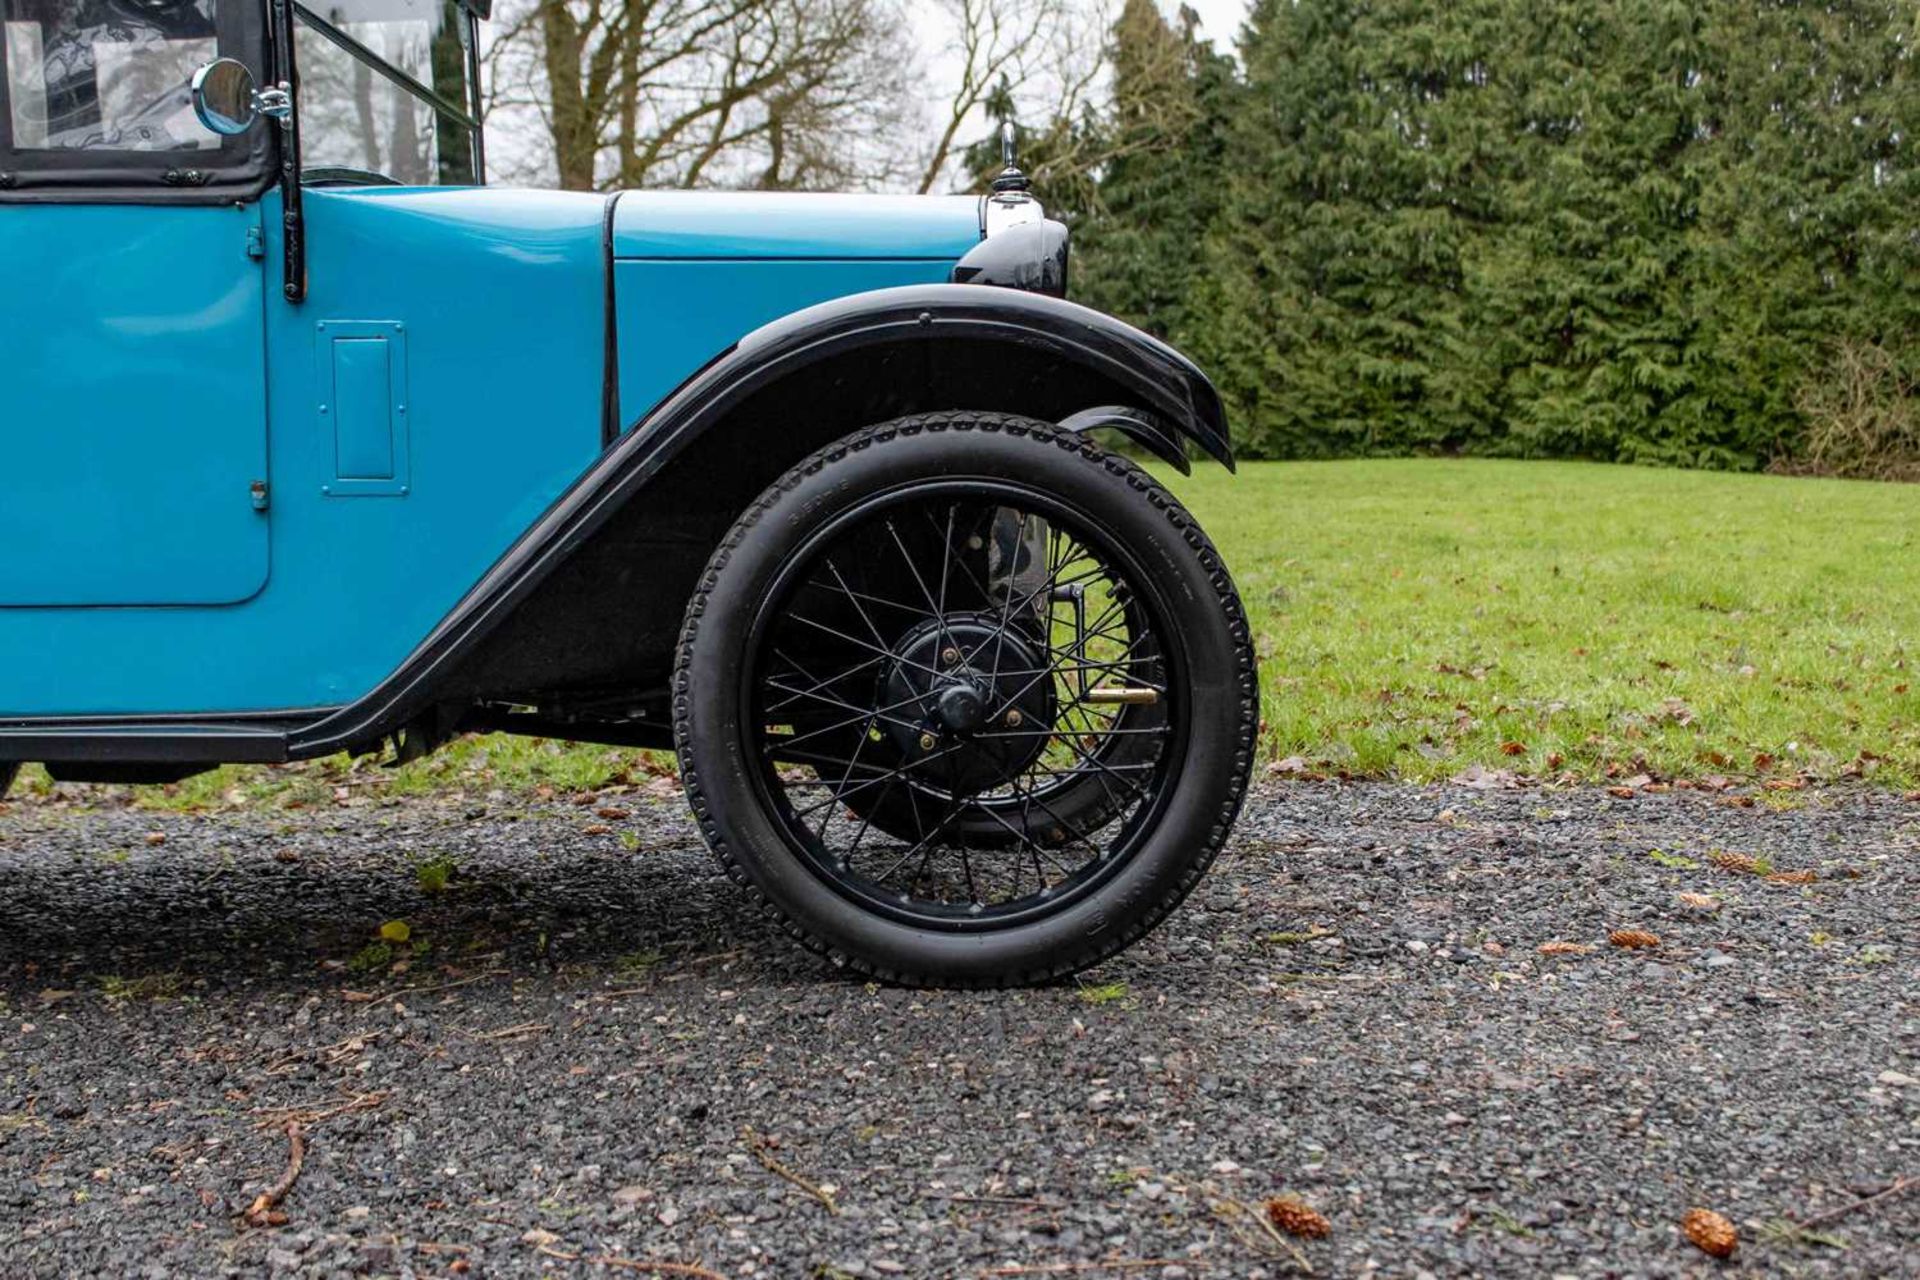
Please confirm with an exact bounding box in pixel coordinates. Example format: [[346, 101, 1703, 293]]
[[254, 84, 293, 124]]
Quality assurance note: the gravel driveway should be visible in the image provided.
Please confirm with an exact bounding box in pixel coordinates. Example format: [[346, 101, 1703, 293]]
[[1, 782, 1915, 1278]]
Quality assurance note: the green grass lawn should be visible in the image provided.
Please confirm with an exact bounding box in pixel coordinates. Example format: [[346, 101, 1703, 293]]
[[1165, 458, 1919, 788], [11, 457, 1917, 808]]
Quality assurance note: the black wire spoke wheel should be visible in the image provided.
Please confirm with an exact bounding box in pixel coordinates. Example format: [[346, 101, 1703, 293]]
[[753, 491, 1178, 925], [674, 413, 1258, 987]]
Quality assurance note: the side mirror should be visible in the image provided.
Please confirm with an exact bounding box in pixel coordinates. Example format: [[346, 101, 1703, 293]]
[[190, 58, 291, 136]]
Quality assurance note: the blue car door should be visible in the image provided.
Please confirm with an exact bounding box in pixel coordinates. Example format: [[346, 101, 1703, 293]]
[[0, 0, 270, 606]]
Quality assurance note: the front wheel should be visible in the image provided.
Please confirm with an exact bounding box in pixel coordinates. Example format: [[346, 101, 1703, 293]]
[[673, 413, 1258, 987]]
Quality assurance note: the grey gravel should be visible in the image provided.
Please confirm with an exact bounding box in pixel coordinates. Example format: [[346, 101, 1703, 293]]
[[1, 781, 1916, 1277]]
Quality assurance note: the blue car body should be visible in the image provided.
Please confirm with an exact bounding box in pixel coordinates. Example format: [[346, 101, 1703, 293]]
[[0, 187, 976, 716], [0, 0, 1229, 777]]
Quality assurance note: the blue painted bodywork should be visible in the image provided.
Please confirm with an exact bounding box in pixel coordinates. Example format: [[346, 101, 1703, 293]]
[[0, 203, 271, 607], [610, 192, 979, 429], [610, 191, 980, 260], [0, 186, 981, 717]]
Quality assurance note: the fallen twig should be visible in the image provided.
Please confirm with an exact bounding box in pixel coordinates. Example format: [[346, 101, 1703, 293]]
[[1792, 1176, 1916, 1230], [242, 1122, 304, 1227], [386, 969, 507, 1001], [465, 1021, 551, 1042], [251, 1090, 389, 1129], [950, 1194, 1069, 1209], [1206, 1193, 1314, 1274], [742, 1126, 839, 1215], [264, 1030, 382, 1076]]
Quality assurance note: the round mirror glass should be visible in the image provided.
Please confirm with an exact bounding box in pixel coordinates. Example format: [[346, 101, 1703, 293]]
[[190, 58, 257, 136]]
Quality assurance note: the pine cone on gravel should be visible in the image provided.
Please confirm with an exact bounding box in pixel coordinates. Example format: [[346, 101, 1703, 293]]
[[1682, 1207, 1738, 1259], [1266, 1195, 1331, 1239], [1609, 928, 1660, 949]]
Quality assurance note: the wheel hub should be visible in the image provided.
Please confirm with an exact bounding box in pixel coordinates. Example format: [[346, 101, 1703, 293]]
[[934, 682, 986, 731], [882, 614, 1054, 794]]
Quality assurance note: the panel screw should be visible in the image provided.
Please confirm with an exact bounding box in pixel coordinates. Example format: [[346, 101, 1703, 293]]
[[1004, 709, 1023, 727], [918, 732, 936, 752]]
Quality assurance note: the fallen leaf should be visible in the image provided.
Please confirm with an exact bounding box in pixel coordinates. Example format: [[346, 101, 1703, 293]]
[[144, 832, 166, 846], [1265, 1195, 1331, 1239], [1763, 778, 1805, 792], [1500, 741, 1527, 756], [1677, 892, 1720, 910], [1268, 755, 1311, 776], [1682, 1207, 1737, 1259], [378, 920, 411, 943], [341, 990, 375, 1003], [1607, 786, 1637, 799]]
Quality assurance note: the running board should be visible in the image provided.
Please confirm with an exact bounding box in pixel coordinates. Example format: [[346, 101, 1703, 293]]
[[0, 722, 295, 764]]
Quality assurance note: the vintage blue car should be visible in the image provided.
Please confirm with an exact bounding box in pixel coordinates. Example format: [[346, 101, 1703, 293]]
[[0, 0, 1255, 984]]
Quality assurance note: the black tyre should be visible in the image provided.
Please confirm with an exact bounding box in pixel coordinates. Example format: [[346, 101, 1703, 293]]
[[673, 412, 1258, 986]]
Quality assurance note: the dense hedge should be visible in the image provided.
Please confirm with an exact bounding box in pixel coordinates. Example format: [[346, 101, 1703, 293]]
[[1068, 0, 1917, 472]]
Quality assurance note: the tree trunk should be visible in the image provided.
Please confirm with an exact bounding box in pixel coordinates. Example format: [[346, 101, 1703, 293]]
[[539, 0, 598, 190]]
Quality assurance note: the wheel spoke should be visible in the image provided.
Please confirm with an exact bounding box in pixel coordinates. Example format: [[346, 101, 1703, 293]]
[[748, 488, 1183, 924]]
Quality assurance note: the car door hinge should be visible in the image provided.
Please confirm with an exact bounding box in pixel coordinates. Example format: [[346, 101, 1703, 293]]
[[249, 480, 270, 512], [245, 225, 266, 261]]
